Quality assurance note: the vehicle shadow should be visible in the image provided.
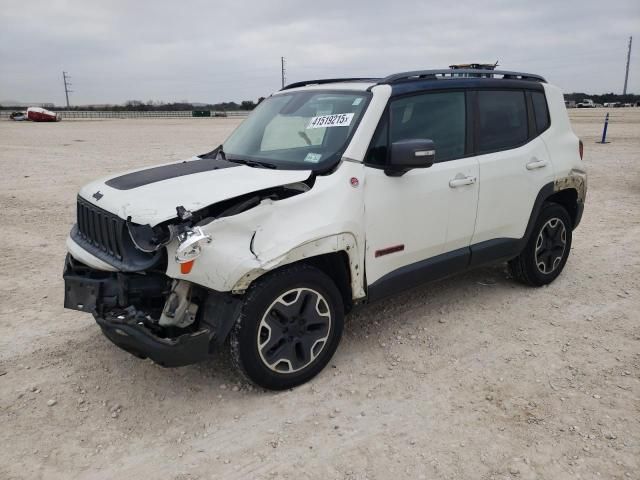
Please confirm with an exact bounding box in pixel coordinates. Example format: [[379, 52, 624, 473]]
[[66, 263, 514, 398], [346, 263, 510, 334]]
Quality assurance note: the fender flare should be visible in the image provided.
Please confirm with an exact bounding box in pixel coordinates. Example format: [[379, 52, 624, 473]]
[[522, 182, 555, 245], [524, 170, 587, 243], [231, 232, 365, 299]]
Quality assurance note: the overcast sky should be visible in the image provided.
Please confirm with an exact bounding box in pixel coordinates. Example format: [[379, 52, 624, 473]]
[[1, 0, 639, 105]]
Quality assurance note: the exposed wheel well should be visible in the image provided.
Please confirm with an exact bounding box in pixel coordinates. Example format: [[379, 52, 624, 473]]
[[257, 252, 353, 313], [546, 188, 579, 228], [301, 252, 353, 313]]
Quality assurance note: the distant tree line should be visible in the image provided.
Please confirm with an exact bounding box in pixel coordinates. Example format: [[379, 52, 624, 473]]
[[3, 93, 637, 111], [0, 97, 266, 111], [564, 93, 639, 103], [113, 98, 266, 111]]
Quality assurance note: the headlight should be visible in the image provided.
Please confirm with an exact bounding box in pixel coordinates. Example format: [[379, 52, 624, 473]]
[[175, 227, 212, 263]]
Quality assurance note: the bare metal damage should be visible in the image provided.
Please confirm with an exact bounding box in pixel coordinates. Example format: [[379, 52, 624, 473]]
[[554, 169, 587, 202]]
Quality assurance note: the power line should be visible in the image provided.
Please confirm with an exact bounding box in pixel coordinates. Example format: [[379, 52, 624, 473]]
[[281, 56, 286, 89], [623, 36, 632, 95], [62, 71, 73, 108]]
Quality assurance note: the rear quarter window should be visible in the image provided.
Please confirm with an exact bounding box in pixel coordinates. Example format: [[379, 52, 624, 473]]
[[531, 91, 550, 133], [477, 90, 528, 153]]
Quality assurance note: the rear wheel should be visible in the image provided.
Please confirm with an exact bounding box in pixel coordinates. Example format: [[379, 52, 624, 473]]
[[230, 264, 344, 390], [509, 203, 572, 286]]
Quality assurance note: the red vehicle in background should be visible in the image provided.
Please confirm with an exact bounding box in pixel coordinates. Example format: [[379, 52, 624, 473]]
[[26, 107, 61, 122], [10, 107, 61, 122]]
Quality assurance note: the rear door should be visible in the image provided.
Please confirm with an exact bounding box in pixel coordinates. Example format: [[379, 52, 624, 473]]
[[470, 89, 554, 250]]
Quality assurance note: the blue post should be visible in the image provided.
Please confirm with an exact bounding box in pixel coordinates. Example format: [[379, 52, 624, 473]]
[[598, 112, 610, 144]]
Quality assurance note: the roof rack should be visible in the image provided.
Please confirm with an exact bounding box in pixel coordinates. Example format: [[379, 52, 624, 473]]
[[281, 78, 380, 90], [378, 69, 546, 84], [449, 62, 499, 70], [279, 69, 545, 92]]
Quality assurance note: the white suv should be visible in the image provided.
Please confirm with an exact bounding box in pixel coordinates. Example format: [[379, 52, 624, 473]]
[[63, 68, 587, 389]]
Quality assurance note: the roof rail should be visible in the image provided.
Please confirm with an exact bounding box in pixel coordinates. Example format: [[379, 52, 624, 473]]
[[281, 78, 380, 90], [449, 62, 499, 70], [378, 69, 546, 84]]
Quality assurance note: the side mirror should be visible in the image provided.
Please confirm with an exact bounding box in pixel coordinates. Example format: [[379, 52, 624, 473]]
[[385, 139, 436, 176]]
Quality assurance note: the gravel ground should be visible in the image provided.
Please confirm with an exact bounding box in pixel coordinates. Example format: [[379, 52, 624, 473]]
[[0, 110, 638, 480]]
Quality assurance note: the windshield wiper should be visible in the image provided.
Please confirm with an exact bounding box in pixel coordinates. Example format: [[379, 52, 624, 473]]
[[201, 146, 277, 169], [227, 157, 278, 169], [199, 144, 226, 160]]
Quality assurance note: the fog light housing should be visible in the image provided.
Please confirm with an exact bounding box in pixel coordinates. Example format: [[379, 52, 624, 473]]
[[175, 227, 211, 263]]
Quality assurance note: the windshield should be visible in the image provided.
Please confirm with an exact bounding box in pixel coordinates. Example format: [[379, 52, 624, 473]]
[[222, 90, 370, 170]]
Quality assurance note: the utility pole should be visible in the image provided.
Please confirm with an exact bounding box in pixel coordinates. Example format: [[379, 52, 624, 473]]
[[281, 57, 286, 89], [623, 36, 632, 95], [62, 71, 72, 108]]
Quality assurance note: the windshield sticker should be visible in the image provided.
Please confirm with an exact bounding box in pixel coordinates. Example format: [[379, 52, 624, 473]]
[[307, 113, 354, 129], [304, 152, 322, 163], [352, 97, 363, 106]]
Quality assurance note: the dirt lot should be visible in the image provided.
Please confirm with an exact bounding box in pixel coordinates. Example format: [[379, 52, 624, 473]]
[[1, 110, 638, 480]]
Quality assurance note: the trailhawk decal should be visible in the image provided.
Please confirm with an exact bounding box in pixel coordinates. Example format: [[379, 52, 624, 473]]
[[306, 113, 354, 129]]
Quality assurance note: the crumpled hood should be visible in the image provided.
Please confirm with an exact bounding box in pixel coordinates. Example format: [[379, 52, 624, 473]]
[[78, 156, 312, 226]]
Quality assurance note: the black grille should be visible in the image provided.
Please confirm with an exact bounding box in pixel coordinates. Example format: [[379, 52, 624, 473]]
[[76, 197, 125, 261]]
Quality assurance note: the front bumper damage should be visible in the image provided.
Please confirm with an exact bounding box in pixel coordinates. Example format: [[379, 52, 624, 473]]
[[63, 255, 241, 367], [94, 313, 212, 367]]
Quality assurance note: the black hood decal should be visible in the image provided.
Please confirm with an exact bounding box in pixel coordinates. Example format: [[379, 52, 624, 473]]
[[105, 157, 239, 190]]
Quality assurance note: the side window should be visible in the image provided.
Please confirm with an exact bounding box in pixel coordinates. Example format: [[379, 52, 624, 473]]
[[389, 92, 466, 162], [365, 115, 388, 166], [477, 90, 528, 153], [531, 91, 550, 133]]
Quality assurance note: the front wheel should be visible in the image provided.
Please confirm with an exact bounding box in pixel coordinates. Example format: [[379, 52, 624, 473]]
[[230, 264, 344, 390], [509, 202, 573, 286]]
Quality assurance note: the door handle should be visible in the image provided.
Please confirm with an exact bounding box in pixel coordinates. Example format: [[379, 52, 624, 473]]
[[526, 159, 548, 170], [449, 175, 476, 188]]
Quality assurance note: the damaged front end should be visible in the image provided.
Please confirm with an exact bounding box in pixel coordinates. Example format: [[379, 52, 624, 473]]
[[64, 180, 312, 366], [63, 254, 242, 367], [118, 179, 311, 264]]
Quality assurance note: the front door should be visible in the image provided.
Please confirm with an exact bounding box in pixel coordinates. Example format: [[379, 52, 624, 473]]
[[363, 90, 479, 297]]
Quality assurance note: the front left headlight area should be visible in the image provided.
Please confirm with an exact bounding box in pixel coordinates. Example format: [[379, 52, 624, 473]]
[[175, 227, 212, 263]]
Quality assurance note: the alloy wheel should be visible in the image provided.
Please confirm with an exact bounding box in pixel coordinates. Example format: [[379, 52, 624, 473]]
[[257, 288, 332, 373], [534, 217, 567, 274]]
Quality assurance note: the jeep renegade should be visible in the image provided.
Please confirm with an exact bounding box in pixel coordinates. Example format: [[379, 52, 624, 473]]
[[63, 68, 587, 389]]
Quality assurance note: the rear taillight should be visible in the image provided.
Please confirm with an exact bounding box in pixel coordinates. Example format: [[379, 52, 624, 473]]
[[579, 139, 584, 160]]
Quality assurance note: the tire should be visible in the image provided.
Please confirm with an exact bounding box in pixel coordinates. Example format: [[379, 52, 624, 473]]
[[509, 202, 573, 287], [230, 264, 344, 390]]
